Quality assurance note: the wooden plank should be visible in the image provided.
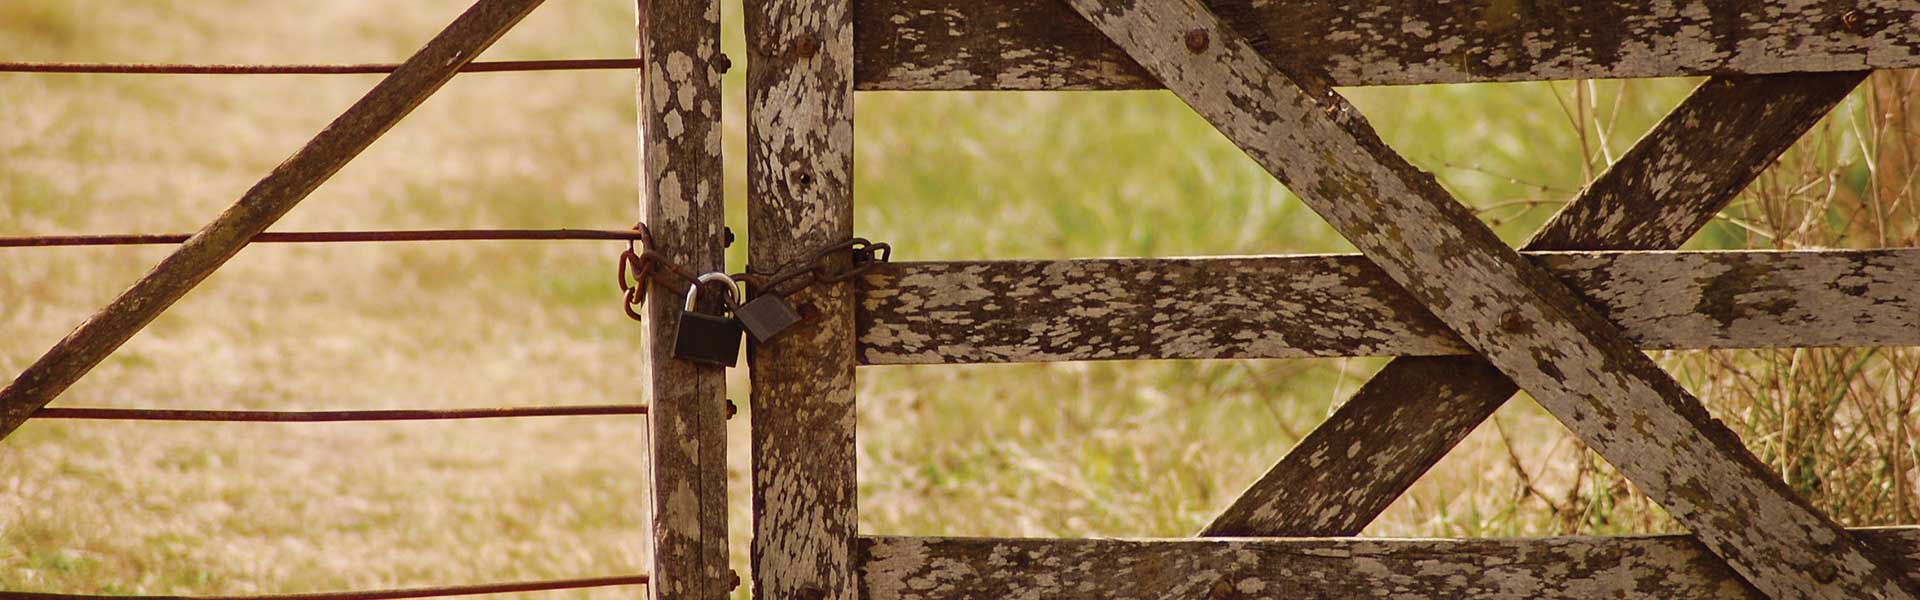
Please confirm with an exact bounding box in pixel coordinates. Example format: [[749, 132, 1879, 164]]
[[855, 248, 1920, 364], [854, 0, 1920, 90], [859, 531, 1920, 600], [0, 0, 546, 441], [1203, 72, 1866, 537], [639, 0, 729, 596], [1061, 0, 1915, 597], [746, 0, 858, 597]]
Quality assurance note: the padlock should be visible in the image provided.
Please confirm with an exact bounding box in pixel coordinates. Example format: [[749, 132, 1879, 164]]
[[672, 272, 743, 367], [737, 293, 803, 343]]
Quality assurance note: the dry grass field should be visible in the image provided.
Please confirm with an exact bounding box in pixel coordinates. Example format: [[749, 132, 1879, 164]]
[[4, 1, 1919, 598]]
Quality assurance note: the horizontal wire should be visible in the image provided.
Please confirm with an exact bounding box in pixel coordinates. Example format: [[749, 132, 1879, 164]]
[[35, 405, 648, 422], [0, 58, 642, 75], [0, 574, 648, 600], [0, 229, 648, 248]]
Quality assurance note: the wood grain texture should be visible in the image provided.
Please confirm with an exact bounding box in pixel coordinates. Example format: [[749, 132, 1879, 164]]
[[746, 0, 858, 597], [1203, 72, 1866, 538], [639, 0, 729, 596], [854, 0, 1920, 90], [859, 531, 1920, 600], [855, 248, 1920, 364], [1062, 0, 1915, 596], [0, 0, 546, 441]]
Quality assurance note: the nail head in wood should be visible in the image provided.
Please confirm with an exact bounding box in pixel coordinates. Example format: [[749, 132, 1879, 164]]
[[1184, 29, 1209, 53]]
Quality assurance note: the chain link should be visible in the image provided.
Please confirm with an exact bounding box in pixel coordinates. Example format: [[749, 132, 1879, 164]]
[[617, 223, 889, 322]]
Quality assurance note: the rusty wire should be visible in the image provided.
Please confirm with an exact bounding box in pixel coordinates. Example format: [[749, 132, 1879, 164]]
[[35, 405, 646, 422], [0, 574, 648, 600], [0, 58, 642, 75], [0, 229, 649, 248]]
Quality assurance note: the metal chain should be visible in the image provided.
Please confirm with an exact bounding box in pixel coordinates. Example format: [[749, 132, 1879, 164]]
[[617, 223, 889, 321]]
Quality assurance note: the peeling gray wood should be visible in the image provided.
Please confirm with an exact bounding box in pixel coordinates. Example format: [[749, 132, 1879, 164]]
[[746, 0, 859, 597], [0, 0, 546, 441], [639, 0, 729, 596], [856, 248, 1920, 364], [855, 0, 1920, 90], [859, 531, 1920, 600], [1204, 72, 1866, 538], [1063, 0, 1915, 596]]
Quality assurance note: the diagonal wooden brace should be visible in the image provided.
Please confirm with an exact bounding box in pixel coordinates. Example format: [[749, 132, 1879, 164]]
[[1203, 72, 1867, 538], [0, 0, 548, 441], [1062, 0, 1914, 597]]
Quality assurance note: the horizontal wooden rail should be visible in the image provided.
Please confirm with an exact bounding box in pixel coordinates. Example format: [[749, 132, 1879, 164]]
[[855, 248, 1920, 364], [853, 0, 1920, 90], [857, 531, 1920, 599]]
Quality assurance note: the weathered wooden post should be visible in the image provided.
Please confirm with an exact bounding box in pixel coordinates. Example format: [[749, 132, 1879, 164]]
[[745, 0, 860, 598], [639, 0, 730, 596]]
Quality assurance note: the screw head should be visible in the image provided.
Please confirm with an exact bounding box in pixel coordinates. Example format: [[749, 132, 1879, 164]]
[[794, 35, 819, 59]]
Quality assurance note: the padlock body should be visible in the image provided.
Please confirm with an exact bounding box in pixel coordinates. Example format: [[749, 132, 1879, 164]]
[[673, 311, 742, 367], [737, 294, 803, 343]]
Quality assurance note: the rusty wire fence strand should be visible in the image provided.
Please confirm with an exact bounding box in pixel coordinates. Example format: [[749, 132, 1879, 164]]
[[0, 574, 648, 600], [0, 58, 642, 75], [34, 405, 647, 422], [0, 229, 649, 248]]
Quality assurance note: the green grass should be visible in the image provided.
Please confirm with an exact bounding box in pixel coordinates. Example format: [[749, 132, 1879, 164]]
[[4, 0, 1919, 597]]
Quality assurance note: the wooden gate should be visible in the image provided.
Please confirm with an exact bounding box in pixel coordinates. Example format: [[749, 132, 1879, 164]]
[[0, 0, 729, 598], [8, 0, 1920, 599], [746, 1, 1920, 599]]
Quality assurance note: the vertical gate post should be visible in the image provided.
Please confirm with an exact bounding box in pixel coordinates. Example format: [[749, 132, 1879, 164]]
[[639, 0, 730, 596], [745, 0, 860, 598]]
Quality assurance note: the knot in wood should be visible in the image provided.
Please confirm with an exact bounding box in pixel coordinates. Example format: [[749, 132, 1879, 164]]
[[1183, 29, 1210, 53], [794, 35, 820, 59]]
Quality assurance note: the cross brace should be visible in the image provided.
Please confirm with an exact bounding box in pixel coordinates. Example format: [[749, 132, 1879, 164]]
[[1062, 0, 1913, 597], [1204, 73, 1867, 538]]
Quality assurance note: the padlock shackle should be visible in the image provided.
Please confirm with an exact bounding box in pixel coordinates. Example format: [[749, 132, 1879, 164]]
[[685, 272, 742, 312]]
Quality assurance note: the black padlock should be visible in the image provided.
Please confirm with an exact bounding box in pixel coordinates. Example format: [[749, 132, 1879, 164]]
[[737, 293, 803, 343], [672, 273, 743, 367]]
